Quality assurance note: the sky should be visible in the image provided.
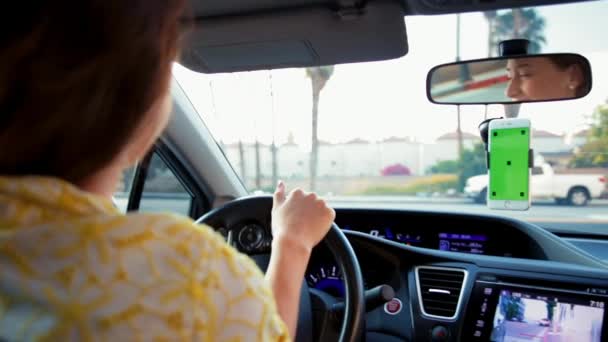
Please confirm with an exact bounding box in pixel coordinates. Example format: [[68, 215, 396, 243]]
[[173, 0, 608, 149]]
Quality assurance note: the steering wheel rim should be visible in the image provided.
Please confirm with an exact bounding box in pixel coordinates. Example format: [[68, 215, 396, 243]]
[[196, 195, 365, 342]]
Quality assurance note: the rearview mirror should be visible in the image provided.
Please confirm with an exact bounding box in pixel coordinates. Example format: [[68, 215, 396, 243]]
[[426, 54, 592, 105]]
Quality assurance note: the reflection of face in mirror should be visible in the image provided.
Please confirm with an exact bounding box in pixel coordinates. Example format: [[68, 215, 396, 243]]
[[505, 56, 586, 101]]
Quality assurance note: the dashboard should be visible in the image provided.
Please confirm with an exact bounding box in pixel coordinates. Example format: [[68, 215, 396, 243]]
[[304, 215, 523, 298], [345, 227, 489, 254], [334, 209, 543, 258], [304, 209, 608, 341], [203, 198, 608, 341]]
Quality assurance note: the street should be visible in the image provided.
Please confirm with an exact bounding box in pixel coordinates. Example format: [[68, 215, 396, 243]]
[[502, 320, 548, 341]]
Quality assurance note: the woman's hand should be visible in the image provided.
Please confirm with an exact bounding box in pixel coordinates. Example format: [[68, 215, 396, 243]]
[[270, 181, 336, 253], [266, 181, 335, 338]]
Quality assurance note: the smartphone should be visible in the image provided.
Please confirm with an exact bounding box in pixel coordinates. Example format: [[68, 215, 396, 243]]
[[487, 118, 531, 210]]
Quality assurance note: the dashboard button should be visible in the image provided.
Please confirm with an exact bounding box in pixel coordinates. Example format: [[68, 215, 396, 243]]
[[383, 298, 402, 315], [431, 325, 449, 341]]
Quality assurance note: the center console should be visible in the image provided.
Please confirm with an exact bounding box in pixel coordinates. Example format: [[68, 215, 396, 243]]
[[463, 279, 608, 341]]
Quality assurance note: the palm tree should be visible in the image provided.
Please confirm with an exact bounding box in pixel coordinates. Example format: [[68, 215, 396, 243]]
[[306, 66, 334, 191], [455, 15, 464, 161], [491, 8, 546, 53]]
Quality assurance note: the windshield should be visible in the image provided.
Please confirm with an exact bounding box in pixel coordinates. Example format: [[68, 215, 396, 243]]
[[174, 2, 608, 230]]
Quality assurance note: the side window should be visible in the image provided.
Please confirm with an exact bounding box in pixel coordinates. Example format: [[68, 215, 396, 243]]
[[139, 152, 193, 215], [531, 166, 544, 175], [113, 167, 136, 213]]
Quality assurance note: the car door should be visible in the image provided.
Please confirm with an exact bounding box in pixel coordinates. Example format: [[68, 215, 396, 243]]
[[530, 165, 553, 198]]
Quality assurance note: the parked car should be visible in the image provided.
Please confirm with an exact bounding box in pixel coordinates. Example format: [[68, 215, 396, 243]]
[[465, 162, 606, 206]]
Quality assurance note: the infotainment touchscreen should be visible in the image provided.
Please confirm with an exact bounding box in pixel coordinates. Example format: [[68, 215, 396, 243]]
[[463, 282, 607, 341], [491, 289, 604, 341]]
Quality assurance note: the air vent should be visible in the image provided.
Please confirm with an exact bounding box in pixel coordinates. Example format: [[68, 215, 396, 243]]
[[416, 267, 467, 319]]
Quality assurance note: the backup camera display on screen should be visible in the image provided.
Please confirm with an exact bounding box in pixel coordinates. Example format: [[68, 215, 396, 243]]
[[491, 289, 605, 342]]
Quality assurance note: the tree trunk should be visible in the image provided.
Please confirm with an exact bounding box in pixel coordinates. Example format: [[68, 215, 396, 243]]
[[456, 105, 464, 159], [487, 19, 494, 57], [455, 14, 461, 60], [255, 140, 261, 190], [310, 87, 320, 191], [513, 8, 523, 38]]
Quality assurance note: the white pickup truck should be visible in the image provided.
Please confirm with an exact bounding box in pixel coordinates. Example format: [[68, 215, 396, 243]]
[[464, 162, 606, 206]]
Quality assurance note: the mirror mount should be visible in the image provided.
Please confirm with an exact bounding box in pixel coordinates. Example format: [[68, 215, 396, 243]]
[[503, 102, 521, 118], [498, 39, 530, 56]]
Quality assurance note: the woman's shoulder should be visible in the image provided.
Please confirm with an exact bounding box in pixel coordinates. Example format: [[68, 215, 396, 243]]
[[112, 211, 234, 259], [2, 209, 287, 340], [110, 212, 287, 339], [115, 211, 267, 278]]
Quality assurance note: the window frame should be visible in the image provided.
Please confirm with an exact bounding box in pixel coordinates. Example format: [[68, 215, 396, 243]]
[[127, 142, 211, 218], [531, 166, 544, 176]]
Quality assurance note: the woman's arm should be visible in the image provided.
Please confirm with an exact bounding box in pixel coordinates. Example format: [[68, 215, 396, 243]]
[[265, 237, 311, 338], [266, 182, 335, 338]]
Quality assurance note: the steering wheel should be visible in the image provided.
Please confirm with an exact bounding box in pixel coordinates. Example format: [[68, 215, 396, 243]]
[[196, 195, 365, 342]]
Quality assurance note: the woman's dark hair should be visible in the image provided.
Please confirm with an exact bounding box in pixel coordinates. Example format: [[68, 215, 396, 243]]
[[546, 54, 592, 97], [0, 1, 187, 184]]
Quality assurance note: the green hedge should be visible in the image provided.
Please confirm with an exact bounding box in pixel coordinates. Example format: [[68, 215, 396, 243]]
[[358, 174, 458, 195]]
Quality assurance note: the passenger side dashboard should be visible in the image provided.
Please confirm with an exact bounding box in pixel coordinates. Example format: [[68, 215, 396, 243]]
[[332, 208, 607, 268], [343, 231, 608, 341]]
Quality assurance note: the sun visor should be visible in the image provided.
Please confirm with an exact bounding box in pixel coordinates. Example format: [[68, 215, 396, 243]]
[[180, 0, 408, 73]]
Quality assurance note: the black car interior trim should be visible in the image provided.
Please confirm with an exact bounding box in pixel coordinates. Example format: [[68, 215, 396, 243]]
[[154, 141, 212, 218]]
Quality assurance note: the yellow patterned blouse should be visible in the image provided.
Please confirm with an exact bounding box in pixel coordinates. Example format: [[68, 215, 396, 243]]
[[0, 176, 289, 341]]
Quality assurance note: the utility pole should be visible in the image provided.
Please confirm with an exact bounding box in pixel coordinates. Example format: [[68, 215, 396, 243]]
[[457, 105, 464, 159], [269, 72, 278, 187], [455, 14, 464, 159]]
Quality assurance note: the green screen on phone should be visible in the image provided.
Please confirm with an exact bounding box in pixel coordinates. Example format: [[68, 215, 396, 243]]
[[489, 126, 530, 201]]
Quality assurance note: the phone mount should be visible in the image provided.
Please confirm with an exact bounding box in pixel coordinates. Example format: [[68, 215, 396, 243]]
[[478, 118, 534, 170]]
